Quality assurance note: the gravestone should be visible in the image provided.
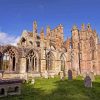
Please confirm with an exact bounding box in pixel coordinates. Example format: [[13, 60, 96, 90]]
[[44, 70, 48, 79], [84, 75, 92, 88], [60, 71, 64, 80], [68, 70, 72, 80], [89, 72, 95, 81]]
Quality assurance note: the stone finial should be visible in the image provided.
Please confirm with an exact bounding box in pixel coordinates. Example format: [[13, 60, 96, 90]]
[[59, 24, 63, 33], [22, 30, 28, 37], [40, 27, 44, 33], [81, 23, 85, 31], [72, 25, 78, 31], [40, 27, 44, 40], [93, 29, 97, 37], [59, 24, 63, 27], [87, 23, 91, 30], [46, 26, 50, 33], [93, 29, 96, 33], [33, 21, 37, 33]]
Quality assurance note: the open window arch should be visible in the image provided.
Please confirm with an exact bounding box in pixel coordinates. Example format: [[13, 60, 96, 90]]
[[21, 37, 26, 46], [29, 41, 33, 45], [26, 49, 39, 72], [46, 51, 55, 70], [60, 54, 66, 71], [2, 46, 17, 72], [89, 36, 95, 60]]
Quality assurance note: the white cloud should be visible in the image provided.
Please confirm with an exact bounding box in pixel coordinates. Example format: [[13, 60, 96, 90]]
[[0, 32, 20, 46]]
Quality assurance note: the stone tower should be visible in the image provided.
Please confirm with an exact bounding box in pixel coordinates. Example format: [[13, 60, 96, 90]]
[[79, 24, 99, 75], [71, 25, 81, 74]]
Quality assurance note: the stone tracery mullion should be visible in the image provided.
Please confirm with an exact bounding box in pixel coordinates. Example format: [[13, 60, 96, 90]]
[[26, 50, 38, 72], [3, 48, 16, 72]]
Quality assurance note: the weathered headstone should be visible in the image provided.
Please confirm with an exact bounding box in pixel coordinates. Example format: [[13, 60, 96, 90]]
[[89, 72, 95, 81], [84, 75, 92, 88], [68, 70, 72, 80], [44, 70, 48, 79], [60, 71, 64, 80]]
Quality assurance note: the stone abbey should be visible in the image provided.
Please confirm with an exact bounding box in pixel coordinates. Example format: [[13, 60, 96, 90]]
[[0, 21, 100, 78]]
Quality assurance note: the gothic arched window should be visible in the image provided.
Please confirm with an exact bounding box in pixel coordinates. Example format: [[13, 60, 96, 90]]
[[26, 50, 38, 72], [92, 50, 95, 60], [90, 37, 95, 47], [3, 48, 16, 72], [89, 37, 95, 60], [46, 52, 55, 70], [21, 37, 26, 46], [60, 55, 65, 71]]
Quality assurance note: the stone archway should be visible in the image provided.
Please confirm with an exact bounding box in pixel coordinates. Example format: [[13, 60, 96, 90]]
[[60, 54, 66, 71], [46, 51, 55, 71], [26, 49, 39, 72], [0, 45, 19, 72]]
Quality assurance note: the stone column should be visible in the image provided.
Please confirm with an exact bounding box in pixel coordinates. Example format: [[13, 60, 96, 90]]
[[41, 59, 46, 72], [20, 57, 26, 73], [40, 48, 47, 73], [34, 57, 35, 71], [9, 57, 12, 72], [29, 58, 32, 72]]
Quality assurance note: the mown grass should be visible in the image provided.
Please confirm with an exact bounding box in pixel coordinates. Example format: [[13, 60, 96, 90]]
[[1, 76, 100, 100]]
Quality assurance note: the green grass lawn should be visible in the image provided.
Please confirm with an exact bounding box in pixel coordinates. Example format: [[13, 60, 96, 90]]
[[1, 76, 100, 100]]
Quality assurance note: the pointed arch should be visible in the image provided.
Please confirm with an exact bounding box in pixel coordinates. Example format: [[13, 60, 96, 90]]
[[90, 36, 95, 48], [20, 37, 26, 46], [60, 54, 66, 71], [1, 45, 19, 72], [89, 36, 95, 60], [46, 51, 55, 70], [26, 49, 39, 72]]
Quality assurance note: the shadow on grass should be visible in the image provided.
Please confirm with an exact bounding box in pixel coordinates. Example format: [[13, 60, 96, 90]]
[[1, 77, 100, 100], [51, 79, 100, 100]]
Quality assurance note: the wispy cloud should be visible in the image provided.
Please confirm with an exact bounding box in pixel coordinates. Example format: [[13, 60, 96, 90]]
[[0, 32, 20, 46]]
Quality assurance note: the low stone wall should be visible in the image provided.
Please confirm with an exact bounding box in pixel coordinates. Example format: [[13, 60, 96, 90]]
[[3, 73, 41, 80], [0, 79, 22, 97]]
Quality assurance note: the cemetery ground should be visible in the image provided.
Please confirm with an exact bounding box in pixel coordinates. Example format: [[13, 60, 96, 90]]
[[1, 76, 100, 100]]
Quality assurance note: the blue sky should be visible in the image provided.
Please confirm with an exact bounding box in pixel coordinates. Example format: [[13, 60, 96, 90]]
[[0, 0, 100, 44]]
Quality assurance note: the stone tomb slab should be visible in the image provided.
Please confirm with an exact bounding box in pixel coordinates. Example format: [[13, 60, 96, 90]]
[[0, 79, 23, 97]]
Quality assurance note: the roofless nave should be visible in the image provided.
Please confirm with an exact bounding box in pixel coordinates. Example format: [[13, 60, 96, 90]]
[[0, 21, 100, 78]]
